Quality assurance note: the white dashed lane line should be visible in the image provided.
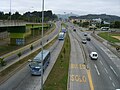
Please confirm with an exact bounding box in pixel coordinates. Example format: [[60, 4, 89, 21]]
[[110, 66, 118, 77], [100, 60, 103, 65], [94, 64, 100, 76], [112, 82, 115, 87], [109, 76, 112, 81], [104, 68, 108, 74]]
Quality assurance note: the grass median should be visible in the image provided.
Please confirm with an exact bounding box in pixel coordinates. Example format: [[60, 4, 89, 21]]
[[43, 33, 71, 90], [98, 32, 120, 43]]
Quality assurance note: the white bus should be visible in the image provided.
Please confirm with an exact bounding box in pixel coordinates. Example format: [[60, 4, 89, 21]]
[[101, 27, 109, 31], [29, 50, 50, 75], [58, 32, 64, 40]]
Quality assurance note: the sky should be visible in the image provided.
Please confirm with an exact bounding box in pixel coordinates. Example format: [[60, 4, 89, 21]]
[[0, 0, 120, 16]]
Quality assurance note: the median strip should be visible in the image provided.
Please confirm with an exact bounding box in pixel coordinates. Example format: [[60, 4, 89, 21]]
[[43, 32, 71, 90]]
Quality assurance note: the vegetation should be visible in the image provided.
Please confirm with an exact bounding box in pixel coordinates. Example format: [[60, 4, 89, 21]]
[[0, 10, 58, 22], [71, 14, 120, 28], [0, 34, 58, 82], [98, 32, 120, 43], [0, 58, 6, 66], [0, 23, 55, 55], [73, 20, 90, 28], [43, 33, 71, 90], [69, 14, 120, 22]]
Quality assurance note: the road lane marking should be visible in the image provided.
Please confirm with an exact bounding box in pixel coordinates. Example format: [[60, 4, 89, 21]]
[[100, 60, 103, 65], [87, 70, 94, 90], [112, 82, 115, 87], [94, 64, 100, 75], [104, 68, 108, 74], [110, 66, 118, 77], [109, 76, 112, 81], [71, 64, 86, 69], [70, 75, 86, 83]]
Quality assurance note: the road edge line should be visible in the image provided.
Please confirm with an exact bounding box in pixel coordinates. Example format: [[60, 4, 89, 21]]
[[87, 69, 94, 90]]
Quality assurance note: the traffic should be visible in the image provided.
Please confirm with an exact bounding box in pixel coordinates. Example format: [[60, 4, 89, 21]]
[[0, 21, 120, 90]]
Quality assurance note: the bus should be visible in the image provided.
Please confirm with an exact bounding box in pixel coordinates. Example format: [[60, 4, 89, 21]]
[[101, 27, 109, 31], [58, 32, 64, 40], [29, 50, 50, 75]]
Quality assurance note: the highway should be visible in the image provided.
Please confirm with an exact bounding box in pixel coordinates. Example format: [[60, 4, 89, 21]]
[[0, 21, 120, 90], [0, 21, 61, 72], [74, 24, 120, 90], [0, 37, 64, 90], [67, 23, 91, 90]]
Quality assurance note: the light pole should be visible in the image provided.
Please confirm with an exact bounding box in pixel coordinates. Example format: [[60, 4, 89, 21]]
[[41, 0, 44, 90], [10, 0, 12, 25]]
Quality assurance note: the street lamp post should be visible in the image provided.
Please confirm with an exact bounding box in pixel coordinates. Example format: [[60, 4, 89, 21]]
[[10, 0, 12, 25], [41, 0, 44, 90]]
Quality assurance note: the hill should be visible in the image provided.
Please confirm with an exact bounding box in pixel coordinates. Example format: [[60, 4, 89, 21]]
[[57, 13, 79, 19], [69, 14, 120, 22]]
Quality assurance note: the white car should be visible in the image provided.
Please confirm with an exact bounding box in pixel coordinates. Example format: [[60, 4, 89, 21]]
[[90, 52, 98, 60], [82, 39, 87, 44]]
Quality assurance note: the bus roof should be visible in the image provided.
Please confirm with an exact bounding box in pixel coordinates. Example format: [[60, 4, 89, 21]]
[[33, 50, 50, 62]]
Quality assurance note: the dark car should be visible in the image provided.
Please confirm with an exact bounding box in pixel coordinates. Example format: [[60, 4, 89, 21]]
[[84, 33, 87, 36], [73, 29, 76, 32], [86, 37, 91, 41]]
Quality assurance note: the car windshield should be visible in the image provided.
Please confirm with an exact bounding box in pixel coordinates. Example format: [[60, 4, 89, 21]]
[[30, 62, 41, 68], [93, 54, 97, 56]]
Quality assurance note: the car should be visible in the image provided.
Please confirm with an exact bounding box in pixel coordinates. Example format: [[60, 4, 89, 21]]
[[84, 33, 87, 36], [82, 39, 87, 44], [90, 52, 98, 60], [86, 37, 91, 41], [73, 29, 76, 32]]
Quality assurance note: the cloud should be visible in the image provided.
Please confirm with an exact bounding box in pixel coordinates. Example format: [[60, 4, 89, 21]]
[[0, 0, 120, 16]]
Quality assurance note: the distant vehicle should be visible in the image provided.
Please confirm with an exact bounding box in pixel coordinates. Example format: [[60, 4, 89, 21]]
[[90, 52, 98, 60], [110, 29, 116, 32], [58, 32, 64, 40], [73, 29, 76, 32], [116, 46, 120, 51], [84, 33, 87, 36], [61, 29, 67, 33], [86, 37, 91, 41], [82, 39, 87, 44], [29, 50, 50, 75], [101, 27, 109, 31]]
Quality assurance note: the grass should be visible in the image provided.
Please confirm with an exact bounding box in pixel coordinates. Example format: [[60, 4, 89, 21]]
[[0, 35, 57, 83], [98, 32, 120, 43], [43, 33, 71, 90]]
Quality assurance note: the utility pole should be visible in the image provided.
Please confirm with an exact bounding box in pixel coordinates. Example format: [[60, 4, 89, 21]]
[[10, 0, 12, 25], [41, 0, 44, 90]]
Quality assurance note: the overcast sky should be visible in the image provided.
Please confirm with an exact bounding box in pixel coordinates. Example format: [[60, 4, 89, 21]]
[[0, 0, 120, 16]]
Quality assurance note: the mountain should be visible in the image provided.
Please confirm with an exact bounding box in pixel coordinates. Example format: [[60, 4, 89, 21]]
[[69, 14, 120, 22], [57, 13, 79, 19]]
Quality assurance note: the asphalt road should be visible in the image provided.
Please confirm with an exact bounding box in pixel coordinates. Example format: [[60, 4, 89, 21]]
[[0, 21, 61, 72], [75, 25, 120, 90], [0, 38, 64, 90], [67, 23, 90, 90]]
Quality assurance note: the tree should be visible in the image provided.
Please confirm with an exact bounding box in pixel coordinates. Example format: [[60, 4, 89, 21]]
[[0, 58, 6, 66], [82, 22, 89, 27], [114, 21, 120, 28]]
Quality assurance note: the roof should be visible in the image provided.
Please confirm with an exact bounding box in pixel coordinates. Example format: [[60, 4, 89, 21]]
[[91, 52, 98, 54], [33, 50, 50, 62]]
